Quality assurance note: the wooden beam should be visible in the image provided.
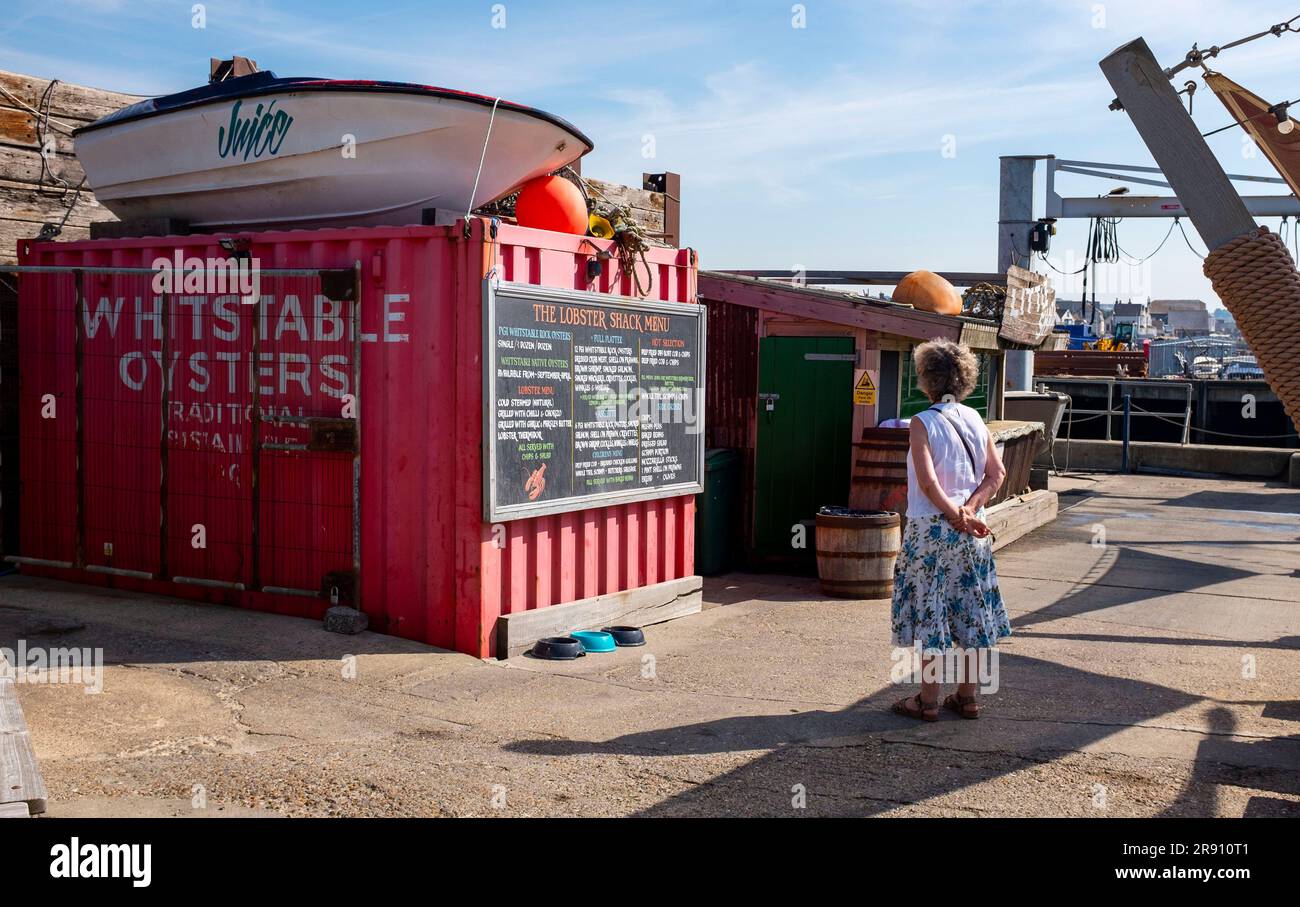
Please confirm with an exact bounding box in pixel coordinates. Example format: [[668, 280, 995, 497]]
[[0, 656, 49, 815], [1099, 38, 1256, 251], [986, 489, 1058, 552], [720, 269, 1006, 287], [495, 575, 702, 659], [0, 69, 137, 122], [644, 172, 680, 247], [699, 271, 964, 342]]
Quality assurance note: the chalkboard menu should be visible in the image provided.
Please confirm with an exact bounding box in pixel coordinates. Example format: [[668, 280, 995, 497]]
[[484, 281, 706, 522]]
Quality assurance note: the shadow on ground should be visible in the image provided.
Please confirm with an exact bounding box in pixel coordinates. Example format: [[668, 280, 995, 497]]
[[505, 653, 1300, 816]]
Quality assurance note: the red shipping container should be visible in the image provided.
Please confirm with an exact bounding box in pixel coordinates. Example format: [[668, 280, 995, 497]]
[[15, 219, 698, 657]]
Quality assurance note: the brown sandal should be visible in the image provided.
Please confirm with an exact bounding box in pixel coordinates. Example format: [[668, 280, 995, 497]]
[[891, 693, 939, 722], [943, 692, 980, 719]]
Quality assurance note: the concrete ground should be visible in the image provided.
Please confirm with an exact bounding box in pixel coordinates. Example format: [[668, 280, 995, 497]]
[[1, 471, 1297, 818]]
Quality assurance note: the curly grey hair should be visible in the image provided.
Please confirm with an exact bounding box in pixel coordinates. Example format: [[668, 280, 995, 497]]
[[913, 339, 979, 403]]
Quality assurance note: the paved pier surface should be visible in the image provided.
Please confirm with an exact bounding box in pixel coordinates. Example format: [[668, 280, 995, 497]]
[[1, 472, 1296, 817]]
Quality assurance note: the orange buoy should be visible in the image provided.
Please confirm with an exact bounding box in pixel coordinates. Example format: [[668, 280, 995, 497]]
[[514, 175, 588, 234], [894, 270, 963, 316]]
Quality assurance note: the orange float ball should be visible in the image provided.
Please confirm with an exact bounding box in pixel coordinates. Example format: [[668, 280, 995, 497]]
[[893, 270, 963, 316], [514, 175, 588, 234]]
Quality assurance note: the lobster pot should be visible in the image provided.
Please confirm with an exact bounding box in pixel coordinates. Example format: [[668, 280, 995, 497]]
[[815, 509, 901, 600], [848, 428, 910, 517]]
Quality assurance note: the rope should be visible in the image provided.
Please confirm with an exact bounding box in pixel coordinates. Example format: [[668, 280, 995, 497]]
[[465, 97, 501, 222], [570, 171, 655, 297], [1177, 219, 1206, 259], [1127, 400, 1298, 439], [1036, 251, 1088, 275], [1117, 219, 1177, 264], [0, 81, 77, 134], [35, 80, 73, 194], [3, 78, 87, 235], [1202, 226, 1300, 427]]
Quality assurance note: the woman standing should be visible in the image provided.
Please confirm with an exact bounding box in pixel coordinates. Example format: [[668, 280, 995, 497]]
[[890, 339, 1010, 721]]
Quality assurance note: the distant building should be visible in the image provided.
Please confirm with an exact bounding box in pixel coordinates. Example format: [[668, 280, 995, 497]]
[[1150, 299, 1212, 337], [1110, 300, 1156, 339], [1213, 309, 1238, 336], [1056, 300, 1108, 335]]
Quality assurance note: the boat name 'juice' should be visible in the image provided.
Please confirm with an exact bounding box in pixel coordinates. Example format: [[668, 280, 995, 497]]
[[217, 99, 294, 161]]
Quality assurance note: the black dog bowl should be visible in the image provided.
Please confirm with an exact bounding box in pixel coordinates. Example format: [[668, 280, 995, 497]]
[[601, 626, 646, 647], [529, 636, 586, 660]]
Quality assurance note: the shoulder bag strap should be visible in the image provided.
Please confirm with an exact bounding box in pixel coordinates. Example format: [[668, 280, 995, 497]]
[[928, 405, 980, 476]]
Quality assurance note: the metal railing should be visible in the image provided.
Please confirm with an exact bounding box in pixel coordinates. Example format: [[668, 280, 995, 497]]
[[1039, 376, 1193, 444]]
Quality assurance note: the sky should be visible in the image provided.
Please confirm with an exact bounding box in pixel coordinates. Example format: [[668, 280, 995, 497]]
[[7, 0, 1300, 311]]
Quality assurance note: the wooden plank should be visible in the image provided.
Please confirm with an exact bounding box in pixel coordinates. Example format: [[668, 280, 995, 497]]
[[721, 269, 1007, 288], [0, 105, 82, 154], [0, 69, 137, 123], [1099, 39, 1256, 251], [700, 272, 964, 342], [0, 181, 113, 229], [585, 176, 666, 238], [0, 219, 95, 265], [0, 144, 87, 187], [0, 801, 31, 818], [644, 172, 680, 246], [496, 574, 703, 659], [0, 657, 49, 815], [958, 321, 1001, 351], [987, 489, 1058, 552], [1034, 350, 1147, 377], [586, 177, 664, 214]]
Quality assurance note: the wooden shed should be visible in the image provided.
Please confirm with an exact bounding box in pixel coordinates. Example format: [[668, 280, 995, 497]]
[[697, 271, 1056, 571]]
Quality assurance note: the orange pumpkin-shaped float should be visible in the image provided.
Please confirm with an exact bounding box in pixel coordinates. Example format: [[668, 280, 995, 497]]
[[893, 270, 963, 316]]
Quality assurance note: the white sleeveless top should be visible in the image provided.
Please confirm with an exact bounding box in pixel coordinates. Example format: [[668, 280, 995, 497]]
[[905, 402, 990, 517]]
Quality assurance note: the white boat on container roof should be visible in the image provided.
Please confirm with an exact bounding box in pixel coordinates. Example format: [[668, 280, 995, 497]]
[[73, 69, 593, 230]]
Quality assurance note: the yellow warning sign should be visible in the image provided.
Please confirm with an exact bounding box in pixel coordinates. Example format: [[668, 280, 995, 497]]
[[854, 370, 877, 406]]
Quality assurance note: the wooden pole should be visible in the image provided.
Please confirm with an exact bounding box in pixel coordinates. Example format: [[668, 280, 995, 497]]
[[644, 172, 681, 247], [1099, 38, 1256, 251]]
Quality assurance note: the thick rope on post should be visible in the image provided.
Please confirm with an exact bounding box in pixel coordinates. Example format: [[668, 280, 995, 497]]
[[1202, 227, 1300, 429]]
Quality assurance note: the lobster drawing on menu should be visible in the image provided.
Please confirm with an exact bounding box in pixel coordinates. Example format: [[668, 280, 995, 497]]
[[524, 464, 547, 501]]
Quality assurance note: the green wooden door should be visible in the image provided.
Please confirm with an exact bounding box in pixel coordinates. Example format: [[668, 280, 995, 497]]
[[753, 337, 855, 562]]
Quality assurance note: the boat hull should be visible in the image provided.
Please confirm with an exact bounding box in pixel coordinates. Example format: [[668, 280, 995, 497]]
[[75, 89, 588, 229]]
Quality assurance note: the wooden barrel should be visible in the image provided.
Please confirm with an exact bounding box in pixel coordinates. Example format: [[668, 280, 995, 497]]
[[815, 509, 902, 600], [849, 427, 910, 517]]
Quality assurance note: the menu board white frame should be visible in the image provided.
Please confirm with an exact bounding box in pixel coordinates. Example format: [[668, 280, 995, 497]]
[[482, 278, 707, 523]]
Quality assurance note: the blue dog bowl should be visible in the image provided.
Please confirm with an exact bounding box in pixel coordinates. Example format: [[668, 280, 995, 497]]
[[570, 630, 617, 653]]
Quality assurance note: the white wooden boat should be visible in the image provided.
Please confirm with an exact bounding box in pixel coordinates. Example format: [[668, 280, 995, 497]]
[[73, 72, 592, 229]]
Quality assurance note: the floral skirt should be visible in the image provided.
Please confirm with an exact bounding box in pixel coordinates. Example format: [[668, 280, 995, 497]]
[[890, 512, 1011, 653]]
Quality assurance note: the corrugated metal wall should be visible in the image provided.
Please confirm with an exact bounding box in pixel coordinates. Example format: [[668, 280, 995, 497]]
[[703, 299, 758, 450], [17, 220, 698, 657], [700, 299, 758, 562], [1147, 338, 1237, 377], [471, 223, 697, 657]]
